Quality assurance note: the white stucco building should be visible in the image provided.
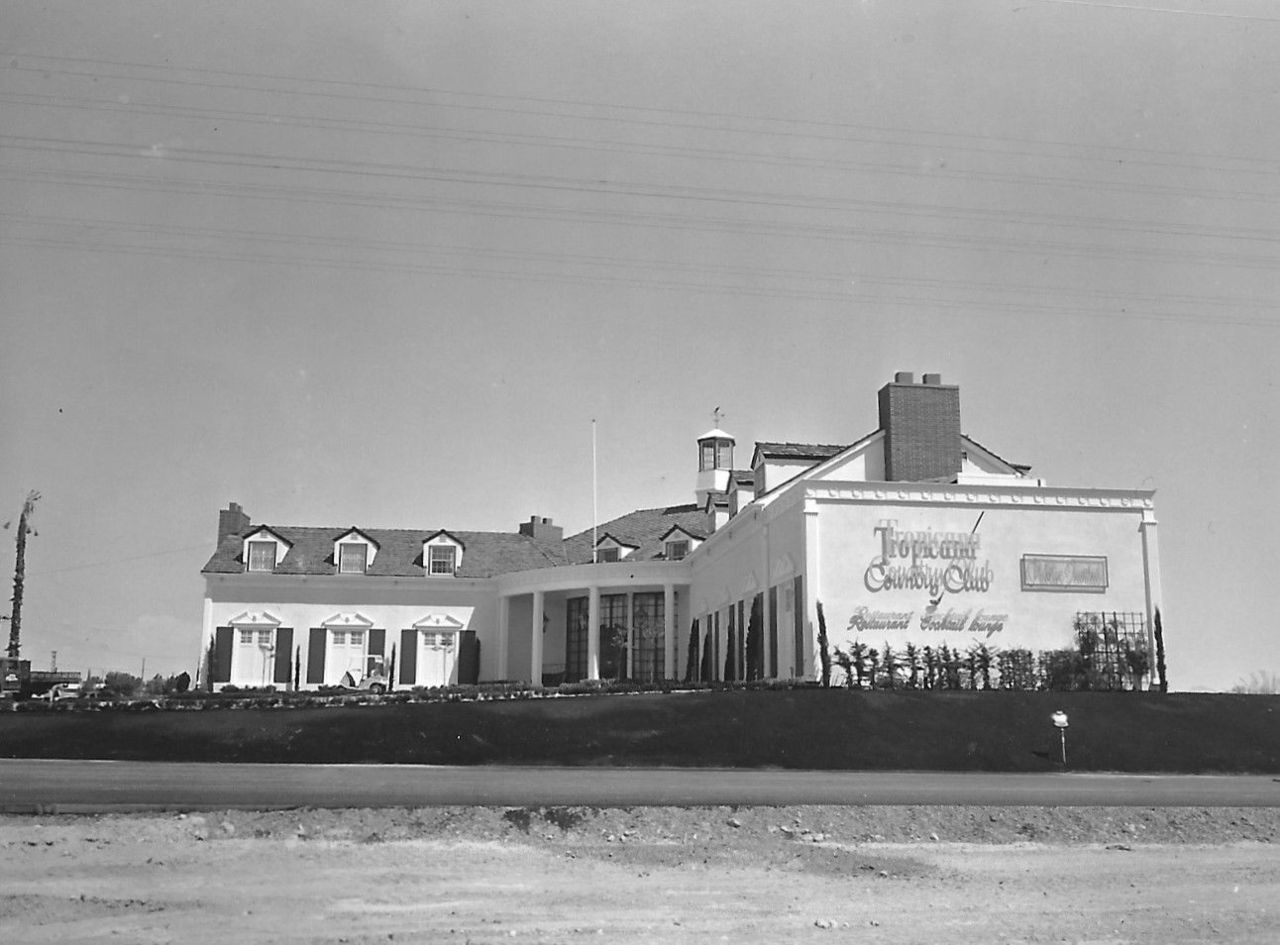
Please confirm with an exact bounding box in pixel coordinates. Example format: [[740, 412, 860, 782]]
[[200, 372, 1164, 690]]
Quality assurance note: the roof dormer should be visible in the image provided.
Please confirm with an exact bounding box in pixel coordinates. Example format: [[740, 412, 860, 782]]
[[423, 530, 464, 576], [594, 533, 637, 563], [334, 527, 379, 574], [242, 526, 291, 573], [660, 525, 702, 561]]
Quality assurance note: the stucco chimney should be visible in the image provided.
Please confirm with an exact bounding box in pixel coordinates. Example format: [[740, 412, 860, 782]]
[[878, 374, 962, 482], [217, 502, 250, 547]]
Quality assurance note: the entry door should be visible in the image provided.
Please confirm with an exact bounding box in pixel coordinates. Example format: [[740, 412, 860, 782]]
[[416, 631, 458, 687], [326, 629, 366, 685], [233, 628, 274, 687]]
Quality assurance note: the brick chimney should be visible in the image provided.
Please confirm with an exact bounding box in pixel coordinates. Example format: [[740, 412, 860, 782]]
[[518, 515, 563, 542], [217, 502, 250, 547], [878, 373, 962, 482]]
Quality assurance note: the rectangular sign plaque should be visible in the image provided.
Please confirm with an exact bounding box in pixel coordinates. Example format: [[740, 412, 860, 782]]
[[1020, 554, 1108, 592]]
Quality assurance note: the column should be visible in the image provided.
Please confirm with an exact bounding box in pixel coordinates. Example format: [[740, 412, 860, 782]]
[[1140, 510, 1164, 685], [587, 585, 601, 681], [198, 596, 214, 690], [625, 591, 634, 679], [497, 595, 510, 680], [803, 497, 821, 682], [761, 522, 773, 678], [663, 584, 676, 681], [530, 590, 544, 687]]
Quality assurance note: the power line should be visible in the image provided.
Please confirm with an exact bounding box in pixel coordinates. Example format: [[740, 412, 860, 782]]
[[5, 134, 1280, 243], [3, 209, 1276, 312], [1032, 0, 1280, 22], [4, 88, 1279, 202], [3, 233, 1273, 329], [4, 51, 1278, 170], [27, 543, 211, 577], [6, 163, 1280, 275]]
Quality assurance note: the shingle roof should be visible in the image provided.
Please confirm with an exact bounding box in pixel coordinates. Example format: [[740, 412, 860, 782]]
[[203, 525, 567, 578], [561, 504, 710, 564], [753, 442, 849, 461]]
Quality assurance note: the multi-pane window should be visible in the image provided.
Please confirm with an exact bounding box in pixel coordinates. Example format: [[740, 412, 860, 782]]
[[716, 440, 733, 468], [247, 541, 276, 572], [596, 547, 619, 563], [666, 540, 689, 561], [339, 543, 368, 574], [239, 629, 254, 644], [600, 594, 627, 679], [700, 441, 716, 471], [428, 545, 457, 575], [565, 597, 588, 682], [630, 592, 665, 683]]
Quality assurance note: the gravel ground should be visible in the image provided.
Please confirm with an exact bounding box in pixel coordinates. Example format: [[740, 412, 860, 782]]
[[3, 805, 1278, 943]]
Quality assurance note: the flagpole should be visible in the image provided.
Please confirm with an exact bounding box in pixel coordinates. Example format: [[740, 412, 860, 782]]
[[592, 419, 598, 563]]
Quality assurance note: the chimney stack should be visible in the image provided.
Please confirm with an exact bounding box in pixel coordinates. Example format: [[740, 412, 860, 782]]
[[217, 502, 250, 547], [878, 373, 962, 482], [518, 515, 563, 542]]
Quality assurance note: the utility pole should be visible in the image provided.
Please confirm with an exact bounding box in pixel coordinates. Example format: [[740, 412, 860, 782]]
[[6, 490, 40, 660]]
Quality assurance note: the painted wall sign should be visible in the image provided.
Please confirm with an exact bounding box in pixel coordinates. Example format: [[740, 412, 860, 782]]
[[848, 605, 1008, 638], [865, 522, 994, 595], [1020, 554, 1108, 592]]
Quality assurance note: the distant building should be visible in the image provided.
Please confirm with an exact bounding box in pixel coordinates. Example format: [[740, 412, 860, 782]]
[[200, 372, 1163, 690]]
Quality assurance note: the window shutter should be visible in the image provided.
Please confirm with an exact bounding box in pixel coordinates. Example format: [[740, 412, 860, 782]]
[[458, 630, 480, 685], [399, 629, 417, 685], [273, 628, 293, 685], [368, 628, 386, 657], [211, 627, 233, 683], [307, 627, 326, 684]]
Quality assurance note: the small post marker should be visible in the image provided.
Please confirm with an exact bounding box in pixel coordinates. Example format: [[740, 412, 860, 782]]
[[1051, 710, 1070, 767]]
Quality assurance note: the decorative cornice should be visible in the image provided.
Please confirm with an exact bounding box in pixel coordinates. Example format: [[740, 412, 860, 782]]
[[805, 482, 1155, 510]]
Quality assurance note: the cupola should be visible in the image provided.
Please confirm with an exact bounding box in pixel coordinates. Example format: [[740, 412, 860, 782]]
[[695, 425, 735, 507]]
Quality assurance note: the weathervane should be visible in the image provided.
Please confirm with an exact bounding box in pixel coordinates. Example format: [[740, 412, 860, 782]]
[[713, 406, 725, 428]]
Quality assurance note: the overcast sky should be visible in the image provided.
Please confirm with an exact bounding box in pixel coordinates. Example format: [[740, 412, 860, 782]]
[[2, 1, 1277, 690]]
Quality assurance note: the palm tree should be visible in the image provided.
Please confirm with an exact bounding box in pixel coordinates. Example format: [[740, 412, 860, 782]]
[[903, 643, 921, 689], [850, 641, 869, 689], [5, 490, 40, 659], [881, 644, 899, 690]]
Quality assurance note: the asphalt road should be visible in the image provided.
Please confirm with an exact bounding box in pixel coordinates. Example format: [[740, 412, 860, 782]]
[[3, 759, 1279, 812]]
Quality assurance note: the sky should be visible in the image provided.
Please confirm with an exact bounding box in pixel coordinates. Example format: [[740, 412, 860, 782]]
[[1, 0, 1277, 690]]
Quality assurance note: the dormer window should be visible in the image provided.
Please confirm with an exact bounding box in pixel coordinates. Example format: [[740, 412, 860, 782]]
[[424, 530, 463, 576], [333, 529, 378, 575], [247, 541, 277, 572], [429, 545, 457, 575], [593, 533, 635, 563], [339, 543, 368, 574], [666, 540, 690, 561], [242, 527, 290, 572]]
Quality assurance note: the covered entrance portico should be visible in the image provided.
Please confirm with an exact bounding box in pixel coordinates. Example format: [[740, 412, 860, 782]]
[[494, 561, 691, 685]]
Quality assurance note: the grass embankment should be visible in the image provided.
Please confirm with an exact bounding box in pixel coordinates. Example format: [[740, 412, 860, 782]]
[[1, 690, 1277, 772]]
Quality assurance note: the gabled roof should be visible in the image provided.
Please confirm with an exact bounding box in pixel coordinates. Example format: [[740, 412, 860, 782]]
[[334, 526, 379, 548], [751, 441, 850, 465], [962, 434, 1031, 474], [424, 528, 465, 548], [243, 525, 292, 546], [562, 504, 710, 565], [595, 532, 639, 550], [660, 524, 701, 542], [203, 525, 566, 578]]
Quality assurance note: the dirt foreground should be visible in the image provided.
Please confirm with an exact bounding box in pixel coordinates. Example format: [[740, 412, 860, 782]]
[[3, 805, 1278, 944]]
